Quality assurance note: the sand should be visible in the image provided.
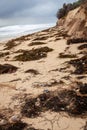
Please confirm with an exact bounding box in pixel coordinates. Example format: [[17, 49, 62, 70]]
[[0, 26, 87, 130]]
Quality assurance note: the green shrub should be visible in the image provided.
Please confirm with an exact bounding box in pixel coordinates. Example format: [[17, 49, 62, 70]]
[[56, 0, 86, 19]]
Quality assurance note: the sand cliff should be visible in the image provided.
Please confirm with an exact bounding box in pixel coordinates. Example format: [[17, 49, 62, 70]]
[[57, 2, 87, 38]]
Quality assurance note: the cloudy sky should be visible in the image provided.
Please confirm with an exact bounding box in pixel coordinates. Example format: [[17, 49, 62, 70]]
[[0, 0, 76, 26]]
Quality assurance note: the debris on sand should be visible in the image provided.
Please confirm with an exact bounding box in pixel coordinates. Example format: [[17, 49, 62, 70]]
[[69, 55, 87, 74], [67, 38, 87, 45], [29, 42, 46, 46], [4, 41, 17, 50], [59, 52, 77, 58], [0, 118, 42, 130], [77, 82, 87, 94], [0, 121, 27, 130], [33, 79, 63, 88], [25, 69, 39, 75], [26, 127, 42, 130], [33, 36, 48, 41], [14, 47, 53, 61], [77, 76, 87, 79], [0, 52, 9, 58], [0, 64, 18, 74], [78, 44, 87, 50], [21, 97, 42, 118], [21, 89, 87, 118]]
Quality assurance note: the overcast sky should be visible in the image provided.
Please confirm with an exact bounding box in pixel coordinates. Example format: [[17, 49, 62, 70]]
[[0, 0, 76, 26]]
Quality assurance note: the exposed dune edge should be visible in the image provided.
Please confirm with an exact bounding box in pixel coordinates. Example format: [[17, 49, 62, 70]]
[[57, 2, 87, 38], [0, 5, 87, 130]]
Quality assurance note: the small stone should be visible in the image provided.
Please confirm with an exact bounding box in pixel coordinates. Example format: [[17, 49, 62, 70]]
[[9, 115, 21, 123], [43, 89, 49, 93]]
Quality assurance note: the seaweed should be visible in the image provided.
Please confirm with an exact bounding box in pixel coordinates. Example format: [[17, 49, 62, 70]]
[[4, 41, 17, 50], [67, 38, 87, 45], [21, 89, 87, 118], [21, 98, 42, 118], [29, 42, 46, 46], [0, 121, 27, 130], [59, 53, 77, 58], [0, 52, 9, 58], [78, 44, 87, 50], [77, 82, 87, 94], [0, 121, 41, 130], [14, 47, 53, 61], [69, 55, 87, 74], [0, 64, 18, 74], [25, 69, 39, 75], [33, 36, 48, 41]]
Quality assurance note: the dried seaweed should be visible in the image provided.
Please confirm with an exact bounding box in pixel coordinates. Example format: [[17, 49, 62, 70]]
[[21, 89, 87, 118], [14, 47, 53, 61], [0, 64, 18, 74]]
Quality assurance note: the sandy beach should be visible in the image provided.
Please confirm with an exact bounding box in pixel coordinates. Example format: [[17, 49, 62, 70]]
[[0, 23, 87, 130]]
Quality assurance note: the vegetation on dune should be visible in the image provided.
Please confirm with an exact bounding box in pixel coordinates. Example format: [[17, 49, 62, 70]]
[[56, 0, 86, 19]]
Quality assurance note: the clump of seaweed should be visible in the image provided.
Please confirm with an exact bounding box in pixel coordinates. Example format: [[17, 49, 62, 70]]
[[67, 38, 87, 45], [33, 36, 48, 41], [78, 44, 87, 50], [69, 55, 87, 74], [29, 42, 46, 46], [59, 53, 77, 58], [0, 122, 41, 130], [0, 121, 27, 130], [77, 76, 87, 79], [4, 41, 17, 50], [54, 37, 61, 41], [14, 47, 53, 61], [0, 64, 18, 74], [25, 69, 39, 75], [77, 82, 87, 94], [14, 36, 28, 42], [21, 89, 87, 118], [0, 52, 9, 58]]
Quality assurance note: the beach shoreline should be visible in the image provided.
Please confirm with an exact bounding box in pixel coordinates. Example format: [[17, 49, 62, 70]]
[[0, 23, 55, 42]]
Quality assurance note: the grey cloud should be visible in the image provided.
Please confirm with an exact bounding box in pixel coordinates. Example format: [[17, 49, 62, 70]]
[[0, 0, 76, 25]]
